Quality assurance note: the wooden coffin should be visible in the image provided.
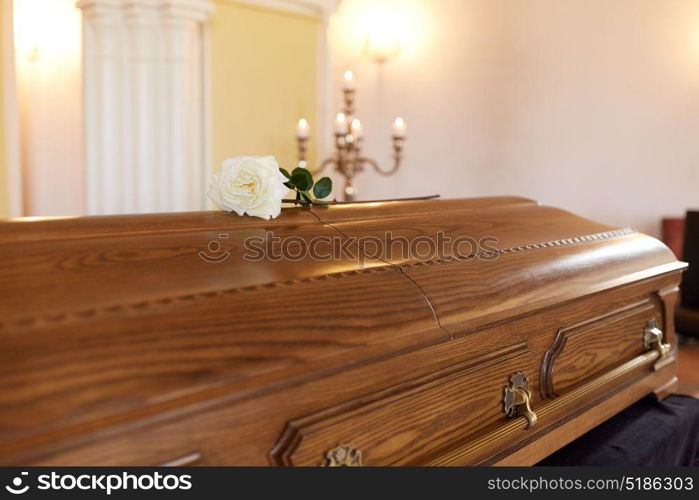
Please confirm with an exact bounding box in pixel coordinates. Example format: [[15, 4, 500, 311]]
[[0, 197, 686, 466]]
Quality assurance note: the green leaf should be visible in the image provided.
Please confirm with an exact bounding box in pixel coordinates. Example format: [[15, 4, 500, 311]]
[[300, 191, 313, 204], [291, 173, 311, 191], [279, 167, 291, 179], [291, 168, 313, 190], [313, 177, 332, 199]]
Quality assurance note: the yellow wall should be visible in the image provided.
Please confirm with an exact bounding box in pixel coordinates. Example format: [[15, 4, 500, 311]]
[[0, 0, 8, 218], [210, 0, 319, 176]]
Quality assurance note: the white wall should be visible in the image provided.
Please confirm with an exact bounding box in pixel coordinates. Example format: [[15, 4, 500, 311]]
[[328, 0, 699, 236], [14, 0, 84, 216]]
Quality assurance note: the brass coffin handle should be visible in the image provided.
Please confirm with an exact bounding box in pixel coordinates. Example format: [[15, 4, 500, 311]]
[[503, 372, 538, 428], [643, 320, 671, 360], [643, 320, 672, 372], [323, 444, 363, 466]]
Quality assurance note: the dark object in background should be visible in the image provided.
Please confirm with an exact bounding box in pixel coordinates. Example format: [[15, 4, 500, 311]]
[[676, 211, 699, 338], [681, 211, 699, 307], [538, 395, 699, 466], [662, 217, 685, 260]]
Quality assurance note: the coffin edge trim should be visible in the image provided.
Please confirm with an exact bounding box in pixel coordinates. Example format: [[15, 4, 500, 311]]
[[1, 228, 636, 332]]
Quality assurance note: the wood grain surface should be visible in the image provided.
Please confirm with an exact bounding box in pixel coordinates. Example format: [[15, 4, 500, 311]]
[[0, 197, 686, 465]]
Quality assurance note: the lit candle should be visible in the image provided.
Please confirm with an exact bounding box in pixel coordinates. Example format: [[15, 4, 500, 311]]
[[296, 118, 309, 139], [335, 112, 348, 134], [350, 119, 363, 139], [392, 117, 407, 138], [343, 70, 356, 91]]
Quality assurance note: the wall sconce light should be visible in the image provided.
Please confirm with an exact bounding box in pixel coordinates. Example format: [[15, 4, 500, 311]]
[[13, 0, 42, 61], [14, 0, 80, 63], [26, 43, 40, 61], [364, 31, 401, 64], [361, 10, 403, 64]]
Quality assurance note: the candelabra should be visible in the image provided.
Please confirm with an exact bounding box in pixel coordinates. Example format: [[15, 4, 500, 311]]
[[296, 71, 406, 201]]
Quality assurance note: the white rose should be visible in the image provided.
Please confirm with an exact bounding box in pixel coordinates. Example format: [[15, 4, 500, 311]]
[[207, 156, 289, 220]]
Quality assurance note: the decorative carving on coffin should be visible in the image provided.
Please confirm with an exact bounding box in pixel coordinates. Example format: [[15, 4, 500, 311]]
[[267, 344, 529, 466], [0, 228, 636, 332], [323, 445, 363, 467], [540, 300, 660, 399]]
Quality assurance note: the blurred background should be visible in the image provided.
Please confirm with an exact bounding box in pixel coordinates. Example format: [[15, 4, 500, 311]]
[[1, 0, 699, 238]]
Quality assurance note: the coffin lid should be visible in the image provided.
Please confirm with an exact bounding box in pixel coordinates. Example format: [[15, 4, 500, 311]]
[[0, 197, 684, 448]]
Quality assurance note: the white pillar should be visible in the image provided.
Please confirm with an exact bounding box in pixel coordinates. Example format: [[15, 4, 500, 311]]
[[79, 0, 123, 214], [124, 0, 158, 212], [78, 0, 212, 214]]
